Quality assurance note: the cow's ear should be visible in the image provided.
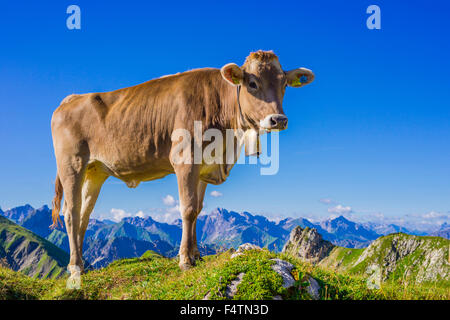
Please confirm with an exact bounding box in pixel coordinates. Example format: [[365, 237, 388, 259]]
[[221, 63, 244, 86], [285, 68, 315, 87]]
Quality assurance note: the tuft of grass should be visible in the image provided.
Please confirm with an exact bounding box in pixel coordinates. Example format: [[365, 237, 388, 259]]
[[0, 267, 56, 300]]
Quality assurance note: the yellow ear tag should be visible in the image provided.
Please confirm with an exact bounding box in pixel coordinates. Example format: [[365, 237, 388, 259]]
[[231, 75, 240, 85], [293, 79, 303, 87]]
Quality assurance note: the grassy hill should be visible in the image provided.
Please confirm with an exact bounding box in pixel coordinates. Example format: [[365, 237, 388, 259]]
[[1, 248, 448, 300], [318, 233, 450, 284], [0, 216, 69, 279], [283, 226, 449, 286]]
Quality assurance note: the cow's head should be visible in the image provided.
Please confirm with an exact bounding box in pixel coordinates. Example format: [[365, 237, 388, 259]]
[[220, 50, 314, 131]]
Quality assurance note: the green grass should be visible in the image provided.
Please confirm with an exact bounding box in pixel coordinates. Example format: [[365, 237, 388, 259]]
[[1, 248, 448, 300], [0, 216, 69, 279], [0, 266, 56, 300], [318, 247, 364, 270]]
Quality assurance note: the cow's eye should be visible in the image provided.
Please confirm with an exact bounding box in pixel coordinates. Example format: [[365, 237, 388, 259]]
[[249, 81, 258, 89]]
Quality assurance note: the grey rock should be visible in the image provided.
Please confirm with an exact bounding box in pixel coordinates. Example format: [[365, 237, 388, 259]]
[[225, 272, 245, 298], [305, 275, 321, 300], [270, 258, 295, 288]]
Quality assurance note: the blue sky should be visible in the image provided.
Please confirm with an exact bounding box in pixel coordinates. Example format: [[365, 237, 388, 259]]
[[0, 1, 449, 230]]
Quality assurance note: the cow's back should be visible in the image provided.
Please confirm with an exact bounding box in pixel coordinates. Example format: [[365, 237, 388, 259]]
[[51, 68, 229, 179]]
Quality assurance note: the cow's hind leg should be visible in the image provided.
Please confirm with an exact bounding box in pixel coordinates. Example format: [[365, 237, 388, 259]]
[[58, 154, 88, 276], [77, 163, 109, 271]]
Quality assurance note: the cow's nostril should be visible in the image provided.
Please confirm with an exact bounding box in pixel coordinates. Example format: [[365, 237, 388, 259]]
[[270, 117, 277, 127], [260, 114, 288, 130]]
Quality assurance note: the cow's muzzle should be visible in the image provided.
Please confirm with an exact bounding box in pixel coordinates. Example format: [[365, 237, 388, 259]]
[[260, 114, 288, 131]]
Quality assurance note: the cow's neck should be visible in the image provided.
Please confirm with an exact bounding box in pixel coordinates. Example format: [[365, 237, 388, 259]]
[[217, 78, 250, 132]]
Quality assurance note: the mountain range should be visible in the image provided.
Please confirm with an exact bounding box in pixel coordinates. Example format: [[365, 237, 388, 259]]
[[1, 204, 448, 272], [431, 222, 450, 239]]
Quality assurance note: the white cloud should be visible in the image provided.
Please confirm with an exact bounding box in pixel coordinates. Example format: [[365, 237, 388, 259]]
[[162, 194, 176, 206], [328, 204, 353, 215], [155, 194, 181, 222], [153, 205, 181, 223], [319, 198, 335, 205], [96, 206, 180, 224], [210, 191, 223, 198], [107, 208, 146, 222], [422, 211, 447, 220]]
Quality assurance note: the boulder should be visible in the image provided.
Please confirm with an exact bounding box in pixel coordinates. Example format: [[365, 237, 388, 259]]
[[305, 275, 320, 300], [270, 258, 295, 288]]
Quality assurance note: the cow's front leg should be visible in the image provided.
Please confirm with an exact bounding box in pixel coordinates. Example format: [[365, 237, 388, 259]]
[[179, 210, 196, 270], [192, 181, 207, 261], [174, 165, 202, 270]]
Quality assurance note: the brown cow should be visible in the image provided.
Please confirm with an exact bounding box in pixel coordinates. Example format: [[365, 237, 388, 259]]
[[50, 50, 314, 274]]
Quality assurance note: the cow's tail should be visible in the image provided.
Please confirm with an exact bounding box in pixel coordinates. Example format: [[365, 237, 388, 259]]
[[51, 173, 64, 228]]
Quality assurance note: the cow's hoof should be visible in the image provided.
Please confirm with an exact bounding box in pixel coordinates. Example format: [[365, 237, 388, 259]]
[[194, 255, 203, 262], [67, 264, 82, 276], [179, 263, 194, 271]]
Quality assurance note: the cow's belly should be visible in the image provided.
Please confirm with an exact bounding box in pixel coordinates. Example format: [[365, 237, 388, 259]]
[[199, 162, 235, 185], [94, 159, 232, 187], [89, 143, 239, 186], [92, 156, 175, 188]]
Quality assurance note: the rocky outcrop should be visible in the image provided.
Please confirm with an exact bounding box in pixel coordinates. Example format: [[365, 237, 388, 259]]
[[283, 226, 449, 284], [282, 226, 334, 264], [352, 233, 450, 283]]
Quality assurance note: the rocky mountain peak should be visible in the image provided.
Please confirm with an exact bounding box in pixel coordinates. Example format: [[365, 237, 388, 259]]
[[2, 204, 35, 224], [282, 226, 334, 264]]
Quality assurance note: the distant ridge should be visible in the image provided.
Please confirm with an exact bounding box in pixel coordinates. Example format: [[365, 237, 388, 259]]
[[431, 223, 450, 239]]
